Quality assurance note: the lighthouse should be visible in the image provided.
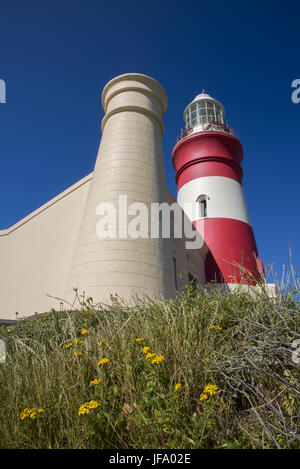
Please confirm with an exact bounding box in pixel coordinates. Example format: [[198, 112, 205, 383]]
[[172, 92, 263, 285]]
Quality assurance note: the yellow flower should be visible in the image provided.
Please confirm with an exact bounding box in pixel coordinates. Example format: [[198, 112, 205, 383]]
[[89, 378, 101, 387], [80, 329, 90, 335], [142, 346, 150, 354], [199, 384, 218, 401], [203, 384, 218, 396], [98, 358, 110, 366], [65, 342, 73, 349], [20, 408, 30, 420], [78, 400, 100, 415], [78, 403, 89, 415], [174, 383, 182, 391], [135, 338, 144, 342], [98, 339, 106, 345], [208, 325, 222, 331], [145, 352, 156, 360], [73, 351, 83, 357], [88, 400, 100, 409], [20, 407, 45, 420], [151, 355, 164, 364], [75, 338, 83, 345]]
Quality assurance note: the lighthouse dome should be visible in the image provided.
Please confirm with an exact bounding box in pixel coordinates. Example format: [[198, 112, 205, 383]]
[[193, 91, 214, 101]]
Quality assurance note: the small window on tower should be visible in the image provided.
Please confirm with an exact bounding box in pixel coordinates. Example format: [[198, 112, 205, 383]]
[[196, 195, 208, 218]]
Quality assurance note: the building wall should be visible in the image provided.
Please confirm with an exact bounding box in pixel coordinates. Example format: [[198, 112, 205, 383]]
[[0, 174, 92, 319], [165, 189, 206, 290], [0, 175, 205, 320], [0, 73, 206, 320], [0, 176, 205, 320], [65, 73, 179, 304]]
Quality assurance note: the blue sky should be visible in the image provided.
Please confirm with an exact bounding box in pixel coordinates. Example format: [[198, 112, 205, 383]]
[[0, 0, 299, 282]]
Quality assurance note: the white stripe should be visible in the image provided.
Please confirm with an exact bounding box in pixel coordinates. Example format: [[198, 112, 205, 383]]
[[177, 176, 251, 225]]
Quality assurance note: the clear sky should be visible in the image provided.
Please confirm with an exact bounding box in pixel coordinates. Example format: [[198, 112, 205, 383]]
[[0, 0, 299, 282]]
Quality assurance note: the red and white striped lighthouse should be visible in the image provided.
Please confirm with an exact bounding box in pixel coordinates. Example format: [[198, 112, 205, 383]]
[[172, 92, 263, 285]]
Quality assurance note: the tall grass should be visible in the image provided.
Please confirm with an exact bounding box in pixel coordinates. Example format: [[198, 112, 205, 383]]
[[0, 281, 299, 449]]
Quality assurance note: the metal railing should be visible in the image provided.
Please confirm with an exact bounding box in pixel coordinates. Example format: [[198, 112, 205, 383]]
[[176, 117, 236, 143]]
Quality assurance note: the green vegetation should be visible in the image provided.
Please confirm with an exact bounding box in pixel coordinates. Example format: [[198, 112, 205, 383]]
[[0, 283, 299, 449]]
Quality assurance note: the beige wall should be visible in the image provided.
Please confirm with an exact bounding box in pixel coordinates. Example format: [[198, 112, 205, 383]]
[[0, 172, 206, 320], [0, 73, 206, 320], [165, 189, 206, 291], [65, 73, 179, 304], [0, 175, 91, 319]]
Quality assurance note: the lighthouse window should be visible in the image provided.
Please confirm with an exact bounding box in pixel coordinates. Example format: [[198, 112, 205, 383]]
[[197, 195, 208, 218]]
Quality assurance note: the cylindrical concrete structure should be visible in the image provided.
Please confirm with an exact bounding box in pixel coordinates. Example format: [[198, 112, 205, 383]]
[[173, 93, 263, 285], [65, 73, 174, 303]]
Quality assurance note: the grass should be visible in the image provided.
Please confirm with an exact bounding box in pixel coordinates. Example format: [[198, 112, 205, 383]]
[[0, 281, 299, 449]]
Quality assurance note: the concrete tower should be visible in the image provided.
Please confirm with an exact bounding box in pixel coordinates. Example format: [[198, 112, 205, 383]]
[[172, 92, 263, 285], [65, 73, 175, 303]]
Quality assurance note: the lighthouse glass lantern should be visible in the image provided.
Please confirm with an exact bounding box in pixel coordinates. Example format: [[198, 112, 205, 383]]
[[183, 92, 226, 134]]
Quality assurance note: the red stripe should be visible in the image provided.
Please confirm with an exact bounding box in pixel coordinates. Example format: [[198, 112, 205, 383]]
[[172, 131, 244, 188], [176, 158, 242, 189], [194, 218, 262, 285]]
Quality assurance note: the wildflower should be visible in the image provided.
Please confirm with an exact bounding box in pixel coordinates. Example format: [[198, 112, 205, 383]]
[[80, 329, 90, 335], [73, 351, 83, 357], [98, 339, 106, 345], [88, 400, 100, 409], [20, 407, 45, 420], [203, 384, 218, 396], [199, 384, 218, 402], [89, 378, 101, 387], [74, 338, 83, 345], [145, 352, 156, 360], [98, 358, 110, 366], [78, 400, 100, 415], [208, 325, 222, 331], [142, 346, 150, 354], [65, 342, 73, 349], [135, 338, 144, 342], [151, 355, 164, 364], [78, 403, 89, 415], [20, 408, 30, 420], [174, 383, 182, 391]]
